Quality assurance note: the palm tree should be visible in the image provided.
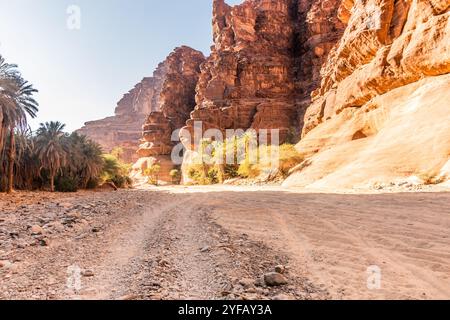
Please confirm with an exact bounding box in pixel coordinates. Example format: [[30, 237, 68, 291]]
[[67, 133, 104, 188], [0, 55, 20, 151], [0, 55, 39, 193], [80, 140, 104, 188], [35, 121, 68, 192], [1, 128, 39, 190], [199, 138, 212, 179], [211, 140, 225, 183]]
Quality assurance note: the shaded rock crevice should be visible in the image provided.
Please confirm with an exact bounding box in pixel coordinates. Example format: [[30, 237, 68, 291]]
[[183, 0, 345, 147]]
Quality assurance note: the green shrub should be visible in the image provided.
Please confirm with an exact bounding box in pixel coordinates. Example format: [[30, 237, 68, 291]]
[[185, 134, 303, 183], [187, 164, 207, 185], [86, 178, 100, 189], [259, 144, 303, 176], [237, 161, 260, 178], [55, 175, 79, 193], [237, 144, 303, 179], [170, 169, 181, 185], [207, 167, 219, 184], [101, 153, 131, 188], [110, 174, 126, 188], [144, 164, 161, 185], [224, 164, 239, 179]]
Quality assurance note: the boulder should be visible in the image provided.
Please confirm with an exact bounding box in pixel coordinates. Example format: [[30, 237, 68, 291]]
[[264, 272, 289, 286]]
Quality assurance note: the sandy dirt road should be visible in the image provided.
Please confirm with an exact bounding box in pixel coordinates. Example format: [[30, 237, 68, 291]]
[[1, 186, 449, 300]]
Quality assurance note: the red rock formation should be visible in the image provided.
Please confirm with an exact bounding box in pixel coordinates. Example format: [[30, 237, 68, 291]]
[[303, 0, 450, 136], [78, 46, 205, 165], [80, 0, 449, 189], [132, 47, 205, 184], [284, 0, 450, 189], [181, 0, 345, 146], [137, 47, 205, 158], [296, 0, 346, 122], [179, 0, 346, 182], [77, 77, 157, 163], [183, 0, 301, 145]]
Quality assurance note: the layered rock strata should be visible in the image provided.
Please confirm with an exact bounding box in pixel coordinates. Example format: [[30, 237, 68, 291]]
[[180, 0, 345, 181], [284, 0, 450, 189], [78, 46, 205, 172], [131, 47, 205, 184], [184, 0, 302, 146], [77, 77, 157, 163]]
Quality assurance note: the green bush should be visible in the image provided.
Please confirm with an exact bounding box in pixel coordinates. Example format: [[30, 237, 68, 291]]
[[101, 153, 131, 188], [144, 164, 161, 185], [110, 174, 126, 188], [170, 169, 181, 185], [187, 164, 207, 185], [55, 175, 79, 193], [185, 135, 303, 184], [207, 168, 219, 184], [221, 165, 238, 180], [239, 144, 303, 178], [86, 178, 100, 189], [273, 144, 304, 176], [237, 161, 260, 178]]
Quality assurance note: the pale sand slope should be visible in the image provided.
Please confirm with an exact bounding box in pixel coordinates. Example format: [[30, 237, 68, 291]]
[[284, 74, 450, 189]]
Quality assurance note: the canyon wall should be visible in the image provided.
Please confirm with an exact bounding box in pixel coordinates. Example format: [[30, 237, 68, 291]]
[[133, 46, 205, 183], [284, 0, 450, 189], [77, 77, 155, 163], [185, 0, 300, 144], [180, 0, 345, 180], [78, 46, 205, 168], [78, 0, 449, 189], [184, 0, 344, 141]]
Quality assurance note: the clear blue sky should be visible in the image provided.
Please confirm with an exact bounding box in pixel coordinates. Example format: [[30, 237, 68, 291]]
[[0, 0, 243, 132]]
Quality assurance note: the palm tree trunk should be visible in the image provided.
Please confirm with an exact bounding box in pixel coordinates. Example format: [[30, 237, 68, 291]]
[[50, 173, 55, 192], [0, 112, 4, 151], [218, 164, 225, 183], [7, 127, 15, 194]]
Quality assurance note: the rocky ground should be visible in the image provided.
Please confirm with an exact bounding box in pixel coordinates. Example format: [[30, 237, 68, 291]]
[[1, 186, 450, 300]]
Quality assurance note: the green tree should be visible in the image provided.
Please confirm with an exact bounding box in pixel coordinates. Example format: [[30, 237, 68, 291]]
[[0, 55, 39, 193], [35, 121, 68, 192], [66, 133, 104, 188], [111, 147, 124, 162], [101, 153, 131, 188], [169, 169, 181, 185], [145, 164, 161, 186]]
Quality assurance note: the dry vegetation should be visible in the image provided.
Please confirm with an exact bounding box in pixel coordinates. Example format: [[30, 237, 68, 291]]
[[186, 134, 304, 185]]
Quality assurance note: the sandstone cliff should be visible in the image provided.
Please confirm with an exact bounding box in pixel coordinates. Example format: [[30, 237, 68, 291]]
[[180, 0, 346, 181], [78, 46, 205, 166], [78, 0, 449, 189], [133, 46, 205, 183], [184, 0, 344, 141], [184, 0, 301, 145], [77, 77, 155, 163], [284, 0, 450, 189]]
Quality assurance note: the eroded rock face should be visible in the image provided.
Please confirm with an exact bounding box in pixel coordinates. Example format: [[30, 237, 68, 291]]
[[179, 0, 345, 182], [77, 77, 158, 163], [130, 47, 205, 184], [181, 0, 345, 147], [78, 46, 205, 164], [303, 0, 450, 136], [137, 47, 205, 158], [184, 0, 299, 146], [284, 0, 450, 189], [296, 0, 346, 104]]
